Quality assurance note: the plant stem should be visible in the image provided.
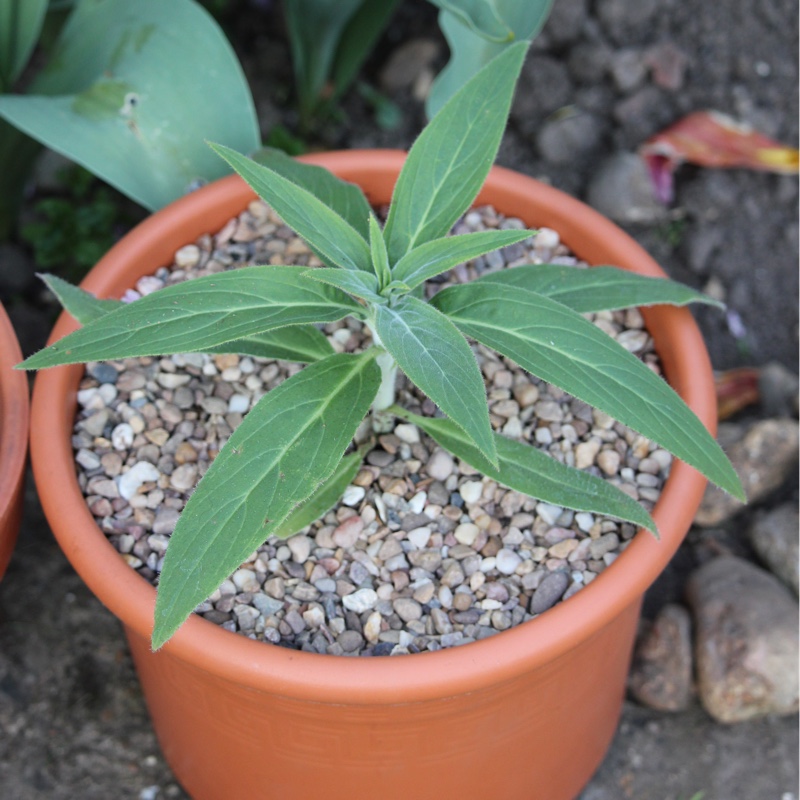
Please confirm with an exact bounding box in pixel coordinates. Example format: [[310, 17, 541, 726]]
[[368, 329, 397, 432]]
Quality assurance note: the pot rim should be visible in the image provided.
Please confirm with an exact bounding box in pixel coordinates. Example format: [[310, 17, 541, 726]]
[[0, 301, 29, 574], [30, 150, 715, 703]]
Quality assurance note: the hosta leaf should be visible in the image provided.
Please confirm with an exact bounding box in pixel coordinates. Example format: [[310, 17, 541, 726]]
[[303, 267, 380, 302], [426, 0, 553, 118], [21, 266, 359, 369], [394, 408, 657, 535], [270, 449, 365, 539], [475, 264, 724, 312], [426, 0, 513, 42], [40, 273, 334, 363], [251, 146, 372, 239], [373, 294, 497, 466], [0, 0, 259, 211], [152, 350, 381, 649], [382, 42, 527, 263], [211, 142, 372, 272], [432, 281, 744, 500], [392, 229, 534, 290]]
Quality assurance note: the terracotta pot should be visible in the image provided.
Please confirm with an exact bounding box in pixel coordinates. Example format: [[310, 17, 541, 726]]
[[0, 302, 28, 579], [31, 151, 717, 800]]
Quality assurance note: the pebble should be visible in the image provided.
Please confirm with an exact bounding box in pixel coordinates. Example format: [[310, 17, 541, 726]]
[[426, 449, 454, 481], [686, 556, 799, 722], [495, 548, 522, 575], [332, 516, 364, 548], [747, 504, 799, 593], [531, 571, 570, 614], [117, 462, 160, 500], [695, 419, 799, 526], [586, 152, 667, 224], [342, 588, 378, 613], [628, 604, 693, 711]]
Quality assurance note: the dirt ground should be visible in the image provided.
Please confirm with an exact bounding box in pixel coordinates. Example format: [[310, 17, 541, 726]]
[[1, 0, 797, 798]]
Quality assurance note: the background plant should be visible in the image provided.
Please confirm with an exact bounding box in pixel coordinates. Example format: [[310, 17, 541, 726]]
[[21, 42, 743, 650]]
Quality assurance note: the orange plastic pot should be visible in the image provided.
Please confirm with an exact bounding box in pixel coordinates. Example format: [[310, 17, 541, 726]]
[[31, 152, 717, 800], [0, 302, 28, 579]]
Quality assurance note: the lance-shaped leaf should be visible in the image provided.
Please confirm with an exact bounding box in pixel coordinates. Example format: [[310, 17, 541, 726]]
[[211, 142, 371, 272], [369, 215, 392, 289], [251, 146, 372, 239], [21, 266, 359, 369], [0, 0, 48, 91], [394, 408, 657, 536], [40, 273, 124, 324], [41, 273, 334, 363], [270, 449, 365, 540], [303, 267, 380, 302], [382, 42, 527, 263], [373, 294, 497, 466], [432, 281, 744, 500], [474, 264, 724, 313], [152, 350, 381, 649], [392, 228, 534, 290]]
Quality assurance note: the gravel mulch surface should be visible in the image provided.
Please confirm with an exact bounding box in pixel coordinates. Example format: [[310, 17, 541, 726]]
[[72, 199, 669, 656]]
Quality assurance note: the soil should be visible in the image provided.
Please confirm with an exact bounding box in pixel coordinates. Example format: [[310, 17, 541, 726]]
[[0, 1, 797, 798]]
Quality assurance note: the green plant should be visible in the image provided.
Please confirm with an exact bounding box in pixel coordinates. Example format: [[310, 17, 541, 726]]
[[20, 43, 744, 650], [0, 0, 258, 233], [21, 165, 137, 279]]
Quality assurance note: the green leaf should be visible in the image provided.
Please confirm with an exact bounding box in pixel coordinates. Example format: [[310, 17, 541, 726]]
[[382, 42, 527, 263], [392, 229, 534, 290], [432, 281, 744, 500], [0, 0, 259, 211], [0, 0, 48, 90], [40, 273, 123, 324], [152, 350, 381, 649], [373, 294, 497, 466], [427, 0, 553, 118], [475, 265, 725, 313], [251, 146, 372, 239], [20, 266, 359, 369], [205, 326, 334, 364], [426, 0, 513, 42], [394, 408, 657, 536], [330, 0, 401, 102], [303, 267, 380, 302], [211, 142, 372, 272], [271, 449, 365, 539], [283, 0, 362, 124], [369, 214, 392, 289], [39, 273, 334, 363]]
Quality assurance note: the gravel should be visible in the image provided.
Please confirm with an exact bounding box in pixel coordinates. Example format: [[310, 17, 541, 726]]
[[71, 199, 670, 657]]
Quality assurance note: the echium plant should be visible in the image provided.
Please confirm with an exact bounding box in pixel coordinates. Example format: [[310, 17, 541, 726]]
[[20, 43, 744, 649]]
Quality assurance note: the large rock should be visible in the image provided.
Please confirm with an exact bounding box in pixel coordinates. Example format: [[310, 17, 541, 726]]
[[628, 604, 693, 711], [748, 504, 799, 594], [686, 556, 799, 723], [695, 418, 799, 526]]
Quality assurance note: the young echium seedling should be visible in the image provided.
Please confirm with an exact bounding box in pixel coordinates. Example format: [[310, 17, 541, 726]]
[[20, 43, 744, 649]]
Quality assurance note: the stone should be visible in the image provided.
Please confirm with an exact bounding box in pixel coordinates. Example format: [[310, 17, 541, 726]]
[[287, 535, 312, 564], [427, 449, 454, 481], [695, 419, 799, 526], [586, 152, 666, 224], [628, 604, 693, 711], [644, 42, 689, 91], [686, 556, 799, 722], [496, 548, 522, 575], [530, 571, 570, 614], [747, 504, 799, 593], [610, 49, 648, 92], [378, 39, 439, 92], [332, 515, 364, 548], [117, 462, 160, 501], [758, 362, 799, 418], [393, 598, 422, 623], [342, 588, 378, 614], [542, 0, 588, 46], [536, 111, 602, 164]]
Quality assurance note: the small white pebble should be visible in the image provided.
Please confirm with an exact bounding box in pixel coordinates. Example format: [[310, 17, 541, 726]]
[[341, 485, 366, 507], [228, 394, 250, 413], [459, 481, 483, 504]]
